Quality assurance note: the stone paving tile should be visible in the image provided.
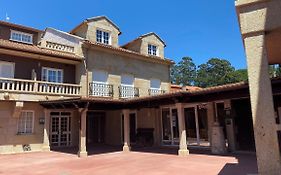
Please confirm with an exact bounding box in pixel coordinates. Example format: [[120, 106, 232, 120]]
[[0, 150, 258, 175]]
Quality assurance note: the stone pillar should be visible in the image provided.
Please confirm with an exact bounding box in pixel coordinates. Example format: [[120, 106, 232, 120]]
[[78, 109, 88, 157], [207, 102, 215, 147], [211, 103, 226, 154], [42, 109, 50, 151], [176, 103, 189, 156], [244, 33, 281, 174], [224, 100, 236, 152], [123, 109, 131, 152]]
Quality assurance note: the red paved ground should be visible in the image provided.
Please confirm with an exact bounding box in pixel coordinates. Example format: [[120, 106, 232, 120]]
[[0, 149, 257, 175]]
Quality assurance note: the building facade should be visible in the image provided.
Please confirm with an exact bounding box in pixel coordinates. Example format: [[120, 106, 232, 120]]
[[1, 15, 279, 167]]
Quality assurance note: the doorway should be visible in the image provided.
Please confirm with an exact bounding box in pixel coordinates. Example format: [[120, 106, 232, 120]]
[[232, 99, 255, 151], [184, 106, 209, 147], [50, 112, 72, 147], [87, 112, 106, 144], [161, 107, 179, 145]]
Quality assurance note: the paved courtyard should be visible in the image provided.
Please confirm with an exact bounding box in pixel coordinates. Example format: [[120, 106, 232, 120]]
[[0, 148, 257, 175]]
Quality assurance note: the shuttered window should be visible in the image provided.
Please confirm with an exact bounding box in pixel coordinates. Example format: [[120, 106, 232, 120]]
[[121, 74, 134, 86], [92, 69, 108, 83], [0, 61, 14, 78]]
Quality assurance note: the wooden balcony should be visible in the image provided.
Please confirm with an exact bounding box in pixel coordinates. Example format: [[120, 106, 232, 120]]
[[0, 77, 81, 96]]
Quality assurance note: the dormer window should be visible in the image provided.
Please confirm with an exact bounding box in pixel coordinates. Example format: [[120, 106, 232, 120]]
[[148, 44, 157, 56], [96, 29, 110, 45], [10, 30, 33, 44]]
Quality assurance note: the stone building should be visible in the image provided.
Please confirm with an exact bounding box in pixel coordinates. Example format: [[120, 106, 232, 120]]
[[1, 15, 281, 175]]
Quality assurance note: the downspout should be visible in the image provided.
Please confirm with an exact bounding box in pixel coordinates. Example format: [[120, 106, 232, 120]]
[[83, 45, 89, 97]]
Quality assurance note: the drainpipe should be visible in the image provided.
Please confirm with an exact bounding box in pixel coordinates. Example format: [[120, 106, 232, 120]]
[[83, 45, 89, 97]]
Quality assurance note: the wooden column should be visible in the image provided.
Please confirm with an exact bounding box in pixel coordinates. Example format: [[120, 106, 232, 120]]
[[78, 109, 88, 157], [176, 103, 189, 156], [42, 109, 50, 151], [123, 109, 131, 152]]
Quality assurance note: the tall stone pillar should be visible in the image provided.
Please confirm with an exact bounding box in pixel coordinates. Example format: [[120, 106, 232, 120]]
[[42, 109, 50, 151], [207, 102, 215, 147], [78, 109, 88, 157], [210, 102, 226, 154], [123, 109, 131, 152], [176, 103, 189, 156], [244, 33, 281, 174]]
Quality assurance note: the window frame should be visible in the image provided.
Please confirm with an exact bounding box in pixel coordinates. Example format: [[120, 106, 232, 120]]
[[17, 110, 35, 135], [41, 67, 64, 83], [96, 29, 111, 45], [0, 61, 15, 78], [148, 44, 158, 56], [10, 30, 33, 44]]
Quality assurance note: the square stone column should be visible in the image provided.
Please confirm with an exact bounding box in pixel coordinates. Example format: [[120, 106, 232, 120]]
[[210, 103, 226, 154], [78, 109, 88, 157], [122, 109, 131, 152], [42, 109, 50, 152], [244, 33, 281, 174], [176, 103, 189, 156]]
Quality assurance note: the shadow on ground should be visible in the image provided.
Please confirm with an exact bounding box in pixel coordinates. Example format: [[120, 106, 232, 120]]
[[218, 153, 258, 175]]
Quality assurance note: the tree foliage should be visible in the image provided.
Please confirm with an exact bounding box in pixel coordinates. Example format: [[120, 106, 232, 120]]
[[171, 57, 249, 88], [171, 57, 196, 86], [195, 58, 235, 87]]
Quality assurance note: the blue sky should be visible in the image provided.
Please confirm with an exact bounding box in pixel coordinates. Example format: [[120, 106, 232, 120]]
[[1, 0, 246, 69]]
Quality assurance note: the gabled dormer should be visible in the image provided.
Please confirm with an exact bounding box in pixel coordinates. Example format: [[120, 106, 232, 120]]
[[0, 20, 43, 45], [70, 16, 121, 47], [122, 32, 166, 59]]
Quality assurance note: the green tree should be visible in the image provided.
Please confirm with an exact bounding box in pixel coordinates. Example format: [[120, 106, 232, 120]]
[[228, 69, 248, 82], [170, 57, 196, 86], [195, 58, 235, 87]]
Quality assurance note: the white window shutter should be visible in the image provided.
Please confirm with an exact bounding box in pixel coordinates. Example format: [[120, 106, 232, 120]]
[[150, 79, 161, 89], [93, 70, 108, 83], [0, 62, 14, 78], [121, 74, 134, 86]]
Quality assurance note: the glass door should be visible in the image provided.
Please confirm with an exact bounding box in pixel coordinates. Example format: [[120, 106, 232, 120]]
[[185, 107, 199, 146], [50, 112, 71, 147], [184, 106, 209, 147], [161, 107, 179, 145]]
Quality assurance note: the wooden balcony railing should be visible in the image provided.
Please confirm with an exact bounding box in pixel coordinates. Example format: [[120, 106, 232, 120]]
[[0, 77, 81, 96], [119, 85, 139, 98], [148, 89, 166, 96], [89, 82, 114, 97], [45, 41, 75, 53]]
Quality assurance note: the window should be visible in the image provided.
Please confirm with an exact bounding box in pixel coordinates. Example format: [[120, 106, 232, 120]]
[[18, 111, 34, 134], [150, 79, 161, 89], [92, 69, 108, 83], [148, 44, 157, 56], [10, 30, 33, 44], [96, 30, 110, 44], [0, 61, 14, 78], [121, 74, 134, 86], [42, 67, 63, 83]]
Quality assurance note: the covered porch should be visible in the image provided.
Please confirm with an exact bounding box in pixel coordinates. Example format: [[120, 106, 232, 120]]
[[39, 79, 265, 158]]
